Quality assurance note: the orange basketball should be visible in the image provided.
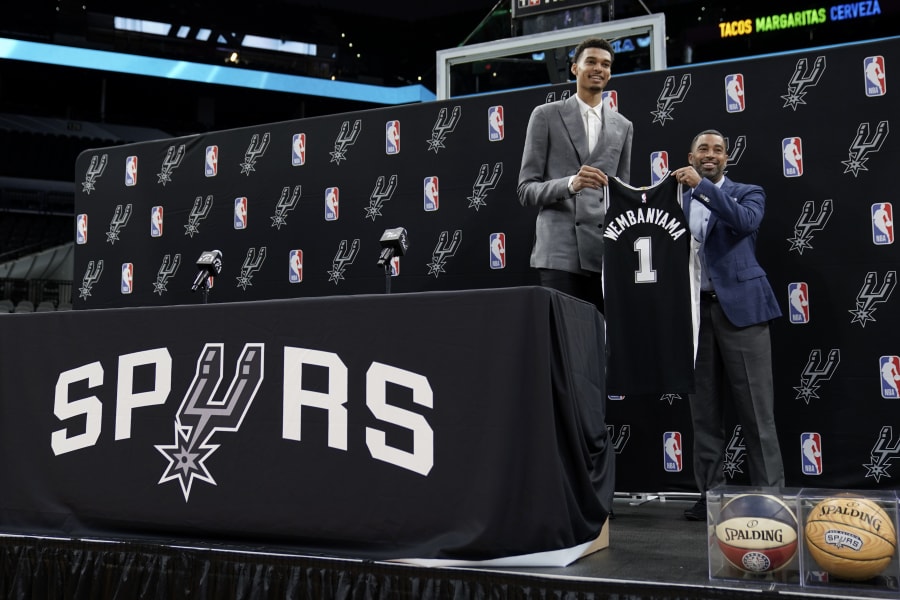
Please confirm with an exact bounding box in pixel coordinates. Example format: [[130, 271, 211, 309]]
[[805, 496, 897, 581], [714, 494, 799, 573]]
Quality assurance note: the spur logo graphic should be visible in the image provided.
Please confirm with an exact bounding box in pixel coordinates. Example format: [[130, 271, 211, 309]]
[[240, 132, 270, 175], [863, 426, 899, 483], [724, 135, 746, 174], [157, 144, 186, 185], [872, 203, 894, 245], [184, 195, 213, 238], [794, 348, 840, 404], [723, 425, 746, 478], [650, 74, 691, 125], [327, 239, 360, 284], [787, 199, 833, 254], [270, 185, 301, 230], [236, 247, 266, 290], [427, 230, 462, 277], [330, 119, 361, 164], [78, 259, 104, 300], [364, 175, 398, 221], [782, 56, 825, 110], [81, 153, 108, 194], [156, 343, 264, 501], [607, 424, 631, 454], [106, 204, 133, 244], [849, 270, 896, 327], [153, 254, 182, 295], [659, 393, 683, 406], [426, 106, 461, 153], [468, 162, 503, 211], [545, 90, 571, 103], [842, 121, 889, 177]]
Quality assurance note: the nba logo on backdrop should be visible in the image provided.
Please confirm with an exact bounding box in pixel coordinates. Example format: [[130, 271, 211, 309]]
[[725, 74, 745, 113], [234, 197, 247, 229], [125, 156, 138, 186], [788, 282, 810, 323], [76, 214, 88, 244], [390, 256, 400, 277], [205, 145, 218, 177], [880, 356, 900, 399], [801, 432, 823, 475], [424, 177, 439, 211], [864, 56, 886, 97], [782, 137, 803, 177], [488, 106, 504, 141], [872, 203, 894, 245], [121, 263, 133, 294], [289, 249, 303, 283], [292, 133, 306, 166], [602, 90, 618, 112], [385, 120, 400, 155], [650, 151, 668, 184], [325, 187, 339, 221], [489, 233, 506, 270], [663, 431, 682, 472], [150, 206, 164, 238]]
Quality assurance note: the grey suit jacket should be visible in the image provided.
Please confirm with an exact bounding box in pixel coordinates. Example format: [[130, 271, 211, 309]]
[[517, 95, 633, 274]]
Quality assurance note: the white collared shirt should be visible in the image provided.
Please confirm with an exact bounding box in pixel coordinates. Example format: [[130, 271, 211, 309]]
[[690, 177, 725, 291], [574, 95, 603, 153]]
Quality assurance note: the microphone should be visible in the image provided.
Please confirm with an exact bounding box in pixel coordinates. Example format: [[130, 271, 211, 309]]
[[191, 249, 223, 291], [376, 227, 409, 268]]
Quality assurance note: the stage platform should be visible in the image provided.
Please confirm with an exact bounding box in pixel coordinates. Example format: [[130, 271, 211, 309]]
[[3, 495, 892, 600]]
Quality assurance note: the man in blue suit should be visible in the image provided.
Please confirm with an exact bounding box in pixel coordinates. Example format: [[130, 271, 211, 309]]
[[672, 130, 784, 522]]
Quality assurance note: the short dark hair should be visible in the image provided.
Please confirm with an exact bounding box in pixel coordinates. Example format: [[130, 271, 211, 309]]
[[690, 129, 726, 152], [572, 38, 614, 65]]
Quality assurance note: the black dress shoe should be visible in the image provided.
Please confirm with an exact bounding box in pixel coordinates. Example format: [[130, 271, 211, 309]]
[[683, 498, 707, 522]]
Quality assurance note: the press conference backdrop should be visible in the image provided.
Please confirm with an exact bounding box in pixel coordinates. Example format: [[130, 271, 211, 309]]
[[73, 36, 899, 492]]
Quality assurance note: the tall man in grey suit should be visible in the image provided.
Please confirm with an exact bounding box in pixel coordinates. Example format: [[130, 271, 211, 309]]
[[517, 38, 633, 313], [672, 130, 785, 522]]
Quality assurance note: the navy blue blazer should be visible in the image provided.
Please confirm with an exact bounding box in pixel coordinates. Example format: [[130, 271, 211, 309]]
[[686, 176, 782, 327]]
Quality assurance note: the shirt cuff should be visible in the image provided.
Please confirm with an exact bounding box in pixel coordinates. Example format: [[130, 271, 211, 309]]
[[567, 175, 576, 195]]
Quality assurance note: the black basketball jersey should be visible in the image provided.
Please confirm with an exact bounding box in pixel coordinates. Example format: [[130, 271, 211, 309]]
[[602, 175, 696, 395]]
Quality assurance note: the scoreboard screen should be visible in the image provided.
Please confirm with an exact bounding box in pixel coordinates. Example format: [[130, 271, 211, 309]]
[[512, 0, 605, 19]]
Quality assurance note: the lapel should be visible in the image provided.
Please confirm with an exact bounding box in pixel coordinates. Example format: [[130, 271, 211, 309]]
[[705, 176, 732, 236], [560, 96, 589, 164]]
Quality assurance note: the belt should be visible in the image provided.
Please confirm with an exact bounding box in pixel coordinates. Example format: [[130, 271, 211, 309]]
[[701, 290, 718, 302]]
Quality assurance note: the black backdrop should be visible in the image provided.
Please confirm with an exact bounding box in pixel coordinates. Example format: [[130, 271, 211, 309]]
[[73, 36, 899, 492]]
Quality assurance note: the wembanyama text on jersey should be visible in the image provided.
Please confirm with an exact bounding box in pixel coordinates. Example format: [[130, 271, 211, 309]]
[[602, 175, 699, 395]]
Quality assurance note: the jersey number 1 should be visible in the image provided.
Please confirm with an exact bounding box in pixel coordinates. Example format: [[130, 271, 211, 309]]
[[633, 237, 658, 283]]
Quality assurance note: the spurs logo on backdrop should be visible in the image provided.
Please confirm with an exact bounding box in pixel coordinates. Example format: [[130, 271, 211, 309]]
[[863, 426, 899, 483], [235, 247, 266, 290], [427, 230, 462, 277], [330, 120, 362, 164], [849, 270, 896, 327], [426, 106, 461, 153], [468, 163, 503, 211], [842, 121, 889, 177], [364, 175, 398, 220], [81, 153, 108, 194], [782, 56, 826, 110], [725, 135, 746, 172], [184, 195, 213, 237], [327, 239, 360, 284], [794, 348, 840, 404], [650, 74, 691, 125], [270, 185, 301, 229], [787, 199, 833, 254], [78, 260, 104, 300], [240, 132, 270, 175], [659, 394, 682, 405], [153, 254, 182, 295], [544, 90, 571, 103], [606, 424, 631, 454], [157, 144, 186, 185], [156, 343, 264, 501], [105, 204, 133, 244], [723, 425, 746, 478]]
